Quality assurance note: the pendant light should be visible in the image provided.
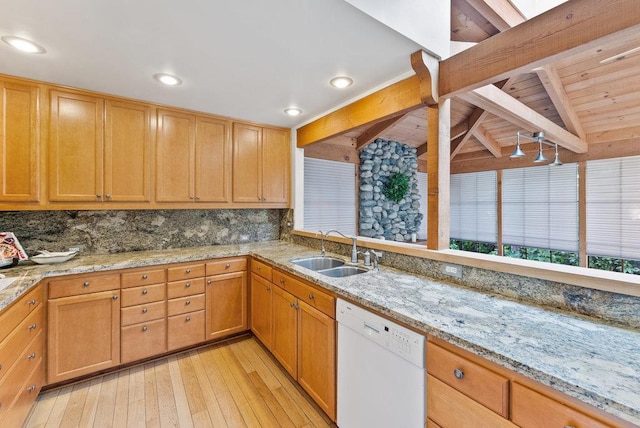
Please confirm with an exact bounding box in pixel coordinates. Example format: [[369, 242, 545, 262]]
[[510, 131, 563, 166]]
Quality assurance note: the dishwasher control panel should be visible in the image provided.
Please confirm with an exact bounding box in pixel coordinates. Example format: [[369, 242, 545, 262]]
[[337, 298, 424, 368]]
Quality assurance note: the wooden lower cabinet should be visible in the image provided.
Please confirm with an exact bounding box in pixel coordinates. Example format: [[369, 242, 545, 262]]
[[121, 318, 167, 363], [250, 273, 273, 347], [48, 288, 120, 384], [168, 310, 205, 350], [271, 285, 298, 377], [205, 270, 247, 340]]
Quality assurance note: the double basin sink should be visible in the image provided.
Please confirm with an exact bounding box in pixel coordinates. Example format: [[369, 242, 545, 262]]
[[290, 256, 368, 277]]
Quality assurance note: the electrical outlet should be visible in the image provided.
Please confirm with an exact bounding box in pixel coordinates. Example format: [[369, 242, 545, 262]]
[[442, 263, 463, 278], [239, 235, 250, 242], [69, 245, 84, 253]]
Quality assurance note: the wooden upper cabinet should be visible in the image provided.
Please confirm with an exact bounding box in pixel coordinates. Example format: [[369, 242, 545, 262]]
[[232, 122, 290, 204], [195, 116, 230, 202], [104, 100, 152, 202], [156, 109, 194, 202], [49, 90, 104, 202], [232, 123, 262, 202], [0, 79, 40, 202]]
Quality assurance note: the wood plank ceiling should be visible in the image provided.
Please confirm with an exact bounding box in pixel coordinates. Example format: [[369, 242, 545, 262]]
[[305, 0, 640, 173]]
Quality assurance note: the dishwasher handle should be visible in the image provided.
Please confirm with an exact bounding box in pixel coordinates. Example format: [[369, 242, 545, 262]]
[[364, 322, 380, 334]]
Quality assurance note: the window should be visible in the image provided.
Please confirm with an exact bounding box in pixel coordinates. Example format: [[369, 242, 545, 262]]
[[502, 163, 578, 253], [303, 158, 356, 235], [586, 156, 640, 260], [450, 171, 497, 243]]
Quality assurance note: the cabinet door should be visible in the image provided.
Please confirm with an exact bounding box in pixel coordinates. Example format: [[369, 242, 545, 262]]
[[297, 300, 336, 420], [156, 109, 194, 202], [47, 290, 120, 384], [104, 99, 152, 202], [272, 285, 297, 378], [250, 273, 272, 348], [49, 90, 104, 201], [232, 123, 261, 202], [261, 127, 289, 204], [195, 116, 230, 202], [0, 80, 40, 202], [205, 271, 247, 340]]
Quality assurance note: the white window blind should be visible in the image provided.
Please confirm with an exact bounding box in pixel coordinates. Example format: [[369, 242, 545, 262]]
[[416, 172, 428, 240], [586, 156, 640, 259], [502, 163, 578, 252], [303, 157, 356, 235], [450, 171, 497, 242]]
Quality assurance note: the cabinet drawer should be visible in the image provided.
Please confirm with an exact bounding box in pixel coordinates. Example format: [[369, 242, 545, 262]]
[[0, 305, 43, 383], [167, 263, 205, 282], [511, 382, 613, 428], [206, 257, 247, 275], [427, 375, 516, 428], [168, 293, 205, 316], [49, 273, 120, 299], [167, 278, 205, 299], [427, 342, 509, 417], [121, 318, 167, 364], [121, 283, 166, 307], [0, 331, 43, 423], [251, 259, 272, 282], [121, 301, 166, 326], [0, 285, 41, 343], [121, 268, 166, 288], [0, 358, 43, 428], [273, 270, 335, 318], [168, 310, 205, 351]]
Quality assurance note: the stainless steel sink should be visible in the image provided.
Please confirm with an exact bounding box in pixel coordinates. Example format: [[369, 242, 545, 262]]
[[316, 266, 368, 278], [290, 256, 345, 270]]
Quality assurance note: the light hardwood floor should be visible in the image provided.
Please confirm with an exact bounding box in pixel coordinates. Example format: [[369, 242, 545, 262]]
[[25, 337, 335, 428]]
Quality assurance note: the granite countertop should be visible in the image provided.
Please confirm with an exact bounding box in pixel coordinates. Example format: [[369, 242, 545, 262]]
[[1, 241, 639, 425]]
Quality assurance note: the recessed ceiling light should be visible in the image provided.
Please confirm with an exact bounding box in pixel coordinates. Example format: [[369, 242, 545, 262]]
[[330, 76, 353, 89], [284, 107, 302, 117], [154, 73, 182, 86], [1, 36, 46, 54]]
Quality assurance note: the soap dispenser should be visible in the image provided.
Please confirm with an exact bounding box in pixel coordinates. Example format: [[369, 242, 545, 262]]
[[363, 250, 371, 267]]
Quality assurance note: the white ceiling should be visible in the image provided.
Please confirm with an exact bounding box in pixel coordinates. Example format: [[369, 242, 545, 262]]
[[0, 0, 424, 127]]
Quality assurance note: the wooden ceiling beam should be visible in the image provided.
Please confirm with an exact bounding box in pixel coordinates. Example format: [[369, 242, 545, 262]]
[[473, 125, 503, 158], [535, 65, 587, 140], [297, 76, 423, 147], [416, 142, 428, 159], [355, 114, 407, 150], [450, 121, 469, 141], [440, 0, 640, 97], [465, 0, 525, 31], [459, 84, 588, 153]]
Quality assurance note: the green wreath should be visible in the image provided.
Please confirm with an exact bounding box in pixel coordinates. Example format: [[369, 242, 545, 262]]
[[383, 173, 410, 202]]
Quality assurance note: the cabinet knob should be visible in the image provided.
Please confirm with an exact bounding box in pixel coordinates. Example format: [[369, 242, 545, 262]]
[[112, 295, 118, 300], [186, 300, 191, 305], [142, 289, 148, 295], [142, 274, 148, 280], [96, 194, 102, 198], [27, 385, 37, 392], [225, 264, 231, 269], [207, 280, 212, 285], [142, 308, 148, 313], [186, 268, 191, 274], [453, 369, 464, 380], [308, 294, 314, 300], [195, 196, 200, 200], [280, 279, 285, 285], [28, 299, 36, 306], [263, 197, 267, 201], [185, 316, 191, 322], [142, 326, 148, 332], [189, 195, 195, 200], [185, 282, 191, 288], [266, 286, 271, 291], [28, 324, 37, 330], [83, 281, 90, 287], [106, 194, 111, 199], [27, 353, 36, 360], [257, 266, 261, 271]]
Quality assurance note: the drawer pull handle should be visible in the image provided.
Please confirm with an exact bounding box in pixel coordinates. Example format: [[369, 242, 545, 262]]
[[27, 353, 36, 360], [112, 295, 118, 300], [308, 294, 315, 300], [257, 266, 261, 271], [83, 281, 90, 287], [142, 274, 148, 279], [28, 299, 36, 306], [266, 286, 271, 291], [453, 369, 464, 380], [142, 326, 148, 332], [28, 324, 37, 330], [225, 263, 231, 269], [142, 308, 148, 314], [186, 316, 191, 322], [186, 268, 191, 274], [207, 280, 212, 285], [280, 279, 285, 285], [186, 300, 191, 305], [185, 282, 191, 288], [142, 289, 148, 295], [27, 385, 37, 392]]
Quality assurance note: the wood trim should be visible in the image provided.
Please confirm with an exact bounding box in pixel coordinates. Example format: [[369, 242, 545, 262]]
[[427, 101, 450, 250], [472, 126, 502, 158], [465, 0, 525, 31], [410, 50, 439, 105], [296, 76, 424, 147], [496, 169, 503, 256], [578, 161, 587, 267], [440, 0, 640, 97], [355, 114, 407, 150]]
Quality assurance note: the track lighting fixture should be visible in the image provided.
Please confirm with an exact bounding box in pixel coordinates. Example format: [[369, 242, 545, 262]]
[[510, 131, 563, 166]]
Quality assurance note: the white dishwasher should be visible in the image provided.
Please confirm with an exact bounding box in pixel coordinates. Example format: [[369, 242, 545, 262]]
[[337, 298, 425, 428]]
